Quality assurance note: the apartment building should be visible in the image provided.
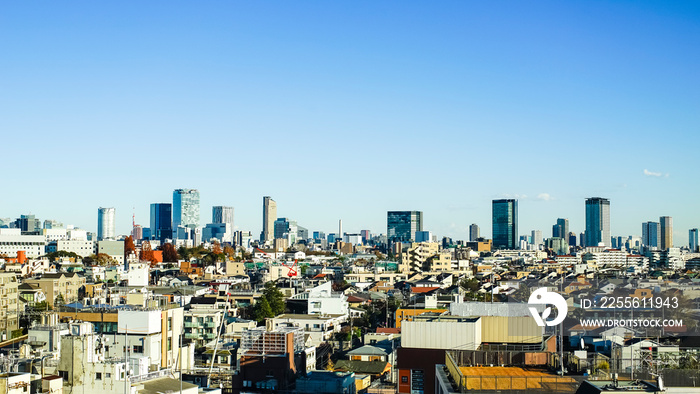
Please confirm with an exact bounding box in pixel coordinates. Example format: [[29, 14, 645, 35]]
[[25, 272, 86, 307]]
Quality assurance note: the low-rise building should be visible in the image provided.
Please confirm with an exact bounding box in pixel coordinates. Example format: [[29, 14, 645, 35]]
[[25, 272, 86, 307], [0, 273, 20, 340], [269, 314, 346, 346]]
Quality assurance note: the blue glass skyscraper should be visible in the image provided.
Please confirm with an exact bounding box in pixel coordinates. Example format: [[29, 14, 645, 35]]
[[585, 197, 610, 247], [387, 211, 423, 243], [642, 221, 659, 249], [150, 203, 172, 242], [492, 199, 518, 250]]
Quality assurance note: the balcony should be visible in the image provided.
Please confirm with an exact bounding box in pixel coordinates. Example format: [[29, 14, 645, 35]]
[[204, 322, 216, 328], [184, 333, 199, 339], [184, 322, 197, 328]]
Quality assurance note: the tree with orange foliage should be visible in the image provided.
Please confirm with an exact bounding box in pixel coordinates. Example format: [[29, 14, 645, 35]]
[[212, 240, 223, 255], [124, 236, 136, 258], [140, 240, 158, 266], [223, 245, 235, 260]]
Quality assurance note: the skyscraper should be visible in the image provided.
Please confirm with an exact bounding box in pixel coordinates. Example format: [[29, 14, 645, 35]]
[[387, 211, 423, 243], [552, 218, 569, 238], [585, 197, 610, 247], [212, 206, 234, 226], [97, 207, 116, 241], [274, 217, 298, 244], [492, 199, 518, 250], [173, 189, 200, 229], [531, 230, 543, 248], [469, 224, 480, 242], [262, 196, 277, 244], [361, 230, 371, 243], [660, 216, 673, 250], [690, 228, 698, 253], [642, 221, 659, 249], [150, 203, 172, 243]]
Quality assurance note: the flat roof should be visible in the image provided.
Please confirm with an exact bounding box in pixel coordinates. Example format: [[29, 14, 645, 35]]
[[458, 367, 557, 377], [275, 313, 345, 320]]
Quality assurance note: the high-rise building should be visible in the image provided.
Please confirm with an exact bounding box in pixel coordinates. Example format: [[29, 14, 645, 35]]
[[585, 197, 610, 247], [360, 230, 371, 243], [150, 203, 172, 243], [132, 225, 143, 241], [274, 218, 298, 244], [568, 232, 577, 247], [690, 228, 699, 253], [43, 219, 64, 229], [173, 189, 200, 230], [213, 206, 234, 225], [552, 218, 569, 238], [531, 230, 543, 247], [492, 199, 518, 250], [97, 207, 116, 241], [15, 214, 41, 233], [415, 231, 433, 243], [387, 211, 423, 243], [660, 216, 673, 250], [469, 224, 480, 242], [262, 196, 277, 244], [642, 221, 659, 249]]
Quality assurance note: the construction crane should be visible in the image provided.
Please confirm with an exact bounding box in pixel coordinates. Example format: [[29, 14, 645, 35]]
[[255, 247, 298, 278]]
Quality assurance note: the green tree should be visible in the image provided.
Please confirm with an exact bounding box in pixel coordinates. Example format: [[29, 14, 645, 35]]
[[54, 294, 65, 308], [460, 278, 480, 292], [253, 298, 274, 322], [45, 250, 80, 262], [178, 246, 191, 261], [262, 282, 285, 316]]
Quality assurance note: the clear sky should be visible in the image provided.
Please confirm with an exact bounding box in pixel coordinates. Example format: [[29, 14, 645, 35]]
[[2, 1, 699, 243]]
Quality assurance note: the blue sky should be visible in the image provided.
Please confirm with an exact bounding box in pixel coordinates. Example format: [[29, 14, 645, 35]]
[[2, 1, 699, 243]]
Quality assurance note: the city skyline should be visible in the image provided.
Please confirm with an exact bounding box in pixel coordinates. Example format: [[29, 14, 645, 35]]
[[2, 2, 699, 242], [2, 192, 700, 246]]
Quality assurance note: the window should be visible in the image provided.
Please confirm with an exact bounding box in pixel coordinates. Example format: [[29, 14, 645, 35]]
[[133, 345, 144, 353], [167, 338, 172, 351], [96, 372, 102, 380], [106, 373, 111, 379], [402, 376, 408, 383]]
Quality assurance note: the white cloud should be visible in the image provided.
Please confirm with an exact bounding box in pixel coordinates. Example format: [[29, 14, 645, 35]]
[[643, 169, 662, 177], [503, 193, 527, 199], [537, 193, 552, 201]]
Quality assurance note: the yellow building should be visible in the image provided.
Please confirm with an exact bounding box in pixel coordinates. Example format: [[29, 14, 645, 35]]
[[400, 242, 440, 273], [426, 252, 453, 272], [25, 272, 86, 307], [0, 273, 20, 340]]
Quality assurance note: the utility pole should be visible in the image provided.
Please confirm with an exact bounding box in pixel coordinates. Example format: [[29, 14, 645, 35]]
[[180, 319, 183, 394], [124, 325, 127, 394]]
